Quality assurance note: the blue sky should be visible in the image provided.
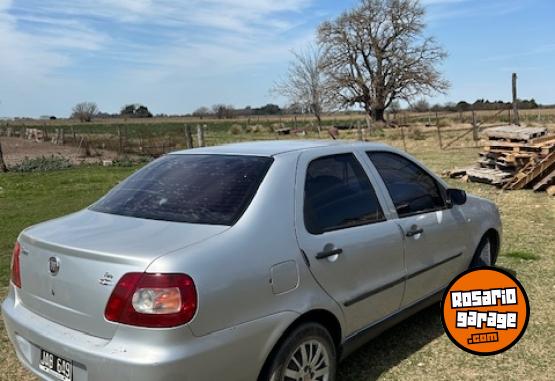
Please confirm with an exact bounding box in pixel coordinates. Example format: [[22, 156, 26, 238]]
[[0, 0, 554, 117]]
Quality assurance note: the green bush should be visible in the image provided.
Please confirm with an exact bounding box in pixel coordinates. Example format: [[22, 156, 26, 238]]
[[246, 125, 262, 133], [10, 155, 72, 172], [228, 124, 243, 135]]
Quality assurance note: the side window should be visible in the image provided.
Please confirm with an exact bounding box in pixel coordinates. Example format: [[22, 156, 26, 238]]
[[304, 153, 385, 234], [367, 152, 446, 218]]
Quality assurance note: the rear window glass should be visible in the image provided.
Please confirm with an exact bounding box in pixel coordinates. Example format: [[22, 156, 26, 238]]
[[91, 154, 272, 225]]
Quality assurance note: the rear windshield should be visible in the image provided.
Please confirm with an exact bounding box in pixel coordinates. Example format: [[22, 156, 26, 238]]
[[91, 154, 273, 225]]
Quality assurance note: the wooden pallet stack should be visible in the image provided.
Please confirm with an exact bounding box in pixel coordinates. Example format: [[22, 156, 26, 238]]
[[448, 125, 555, 195]]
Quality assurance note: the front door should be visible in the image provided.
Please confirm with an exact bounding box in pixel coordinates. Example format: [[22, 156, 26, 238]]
[[295, 151, 405, 335], [366, 151, 469, 307]]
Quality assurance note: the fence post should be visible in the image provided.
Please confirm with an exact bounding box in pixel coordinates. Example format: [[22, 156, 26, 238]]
[[512, 73, 520, 125], [0, 140, 8, 172], [197, 124, 205, 147], [471, 110, 479, 147], [184, 125, 193, 149], [357, 121, 363, 141], [400, 126, 407, 152], [436, 125, 443, 150], [117, 125, 123, 154], [124, 125, 128, 153], [71, 125, 76, 143], [60, 128, 65, 145], [472, 110, 479, 141]]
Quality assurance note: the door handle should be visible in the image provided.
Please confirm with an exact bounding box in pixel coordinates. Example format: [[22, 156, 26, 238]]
[[315, 248, 343, 260], [406, 226, 424, 237]]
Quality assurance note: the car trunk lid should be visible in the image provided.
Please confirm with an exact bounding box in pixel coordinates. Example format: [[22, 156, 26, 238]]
[[16, 209, 227, 339]]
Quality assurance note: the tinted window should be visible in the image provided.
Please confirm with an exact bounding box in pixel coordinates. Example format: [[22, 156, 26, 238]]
[[304, 154, 385, 234], [367, 152, 445, 217], [91, 154, 272, 225]]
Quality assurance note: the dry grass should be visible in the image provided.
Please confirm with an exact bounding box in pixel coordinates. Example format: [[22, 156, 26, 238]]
[[1, 130, 554, 380]]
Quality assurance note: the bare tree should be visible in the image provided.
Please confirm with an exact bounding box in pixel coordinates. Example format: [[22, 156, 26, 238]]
[[192, 107, 212, 118], [318, 0, 449, 125], [212, 104, 235, 119], [273, 44, 332, 134], [71, 102, 99, 122], [412, 98, 430, 112]]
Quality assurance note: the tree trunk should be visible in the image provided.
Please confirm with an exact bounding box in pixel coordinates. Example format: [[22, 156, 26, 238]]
[[0, 140, 9, 172], [372, 108, 386, 122], [315, 113, 322, 136]]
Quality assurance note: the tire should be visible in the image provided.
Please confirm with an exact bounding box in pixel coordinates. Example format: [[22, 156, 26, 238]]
[[470, 235, 496, 268], [262, 322, 337, 381]]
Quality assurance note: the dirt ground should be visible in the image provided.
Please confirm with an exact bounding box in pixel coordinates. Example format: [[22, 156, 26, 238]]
[[0, 137, 118, 166]]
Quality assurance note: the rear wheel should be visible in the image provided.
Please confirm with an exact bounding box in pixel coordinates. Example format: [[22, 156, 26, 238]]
[[470, 235, 496, 268], [264, 323, 336, 381]]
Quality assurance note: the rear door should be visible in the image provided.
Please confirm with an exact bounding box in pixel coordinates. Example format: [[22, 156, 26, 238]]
[[366, 151, 469, 307], [295, 150, 405, 335]]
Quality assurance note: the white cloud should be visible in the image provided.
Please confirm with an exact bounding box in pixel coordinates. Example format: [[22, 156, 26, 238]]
[[0, 0, 315, 116]]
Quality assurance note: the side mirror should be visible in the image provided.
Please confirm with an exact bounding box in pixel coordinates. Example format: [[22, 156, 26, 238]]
[[447, 188, 467, 206]]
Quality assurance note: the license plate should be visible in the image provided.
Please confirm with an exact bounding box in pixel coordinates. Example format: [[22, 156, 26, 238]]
[[39, 349, 73, 381]]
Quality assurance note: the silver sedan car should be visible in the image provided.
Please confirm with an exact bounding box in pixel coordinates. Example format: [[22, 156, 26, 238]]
[[3, 140, 501, 381]]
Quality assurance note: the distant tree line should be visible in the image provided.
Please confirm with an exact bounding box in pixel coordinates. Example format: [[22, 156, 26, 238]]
[[192, 103, 294, 119], [71, 102, 154, 121], [67, 97, 545, 123], [412, 98, 541, 113]]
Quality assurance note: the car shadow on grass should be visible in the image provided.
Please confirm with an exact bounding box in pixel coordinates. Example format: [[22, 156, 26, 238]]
[[337, 304, 444, 381]]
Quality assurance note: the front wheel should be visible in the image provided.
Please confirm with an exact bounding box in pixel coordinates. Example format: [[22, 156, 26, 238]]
[[264, 323, 337, 381], [470, 235, 496, 268]]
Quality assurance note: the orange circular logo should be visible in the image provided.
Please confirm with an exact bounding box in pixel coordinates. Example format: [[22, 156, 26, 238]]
[[441, 267, 529, 355]]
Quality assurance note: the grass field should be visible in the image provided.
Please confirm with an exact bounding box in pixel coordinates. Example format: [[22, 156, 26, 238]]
[[0, 134, 554, 380]]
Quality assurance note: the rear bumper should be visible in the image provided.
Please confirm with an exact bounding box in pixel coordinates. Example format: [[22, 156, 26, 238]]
[[2, 286, 298, 381]]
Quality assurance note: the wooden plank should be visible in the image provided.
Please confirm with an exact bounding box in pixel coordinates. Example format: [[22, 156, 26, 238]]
[[483, 141, 555, 155], [504, 151, 555, 190], [529, 134, 555, 145], [482, 138, 555, 149], [533, 168, 555, 192], [444, 167, 473, 178], [484, 125, 547, 141], [466, 168, 513, 185]]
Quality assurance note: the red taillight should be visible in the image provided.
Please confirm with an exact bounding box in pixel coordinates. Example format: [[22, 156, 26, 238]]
[[10, 242, 22, 288], [105, 273, 197, 328]]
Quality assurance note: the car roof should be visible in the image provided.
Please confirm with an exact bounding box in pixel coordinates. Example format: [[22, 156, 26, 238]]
[[171, 140, 389, 157]]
